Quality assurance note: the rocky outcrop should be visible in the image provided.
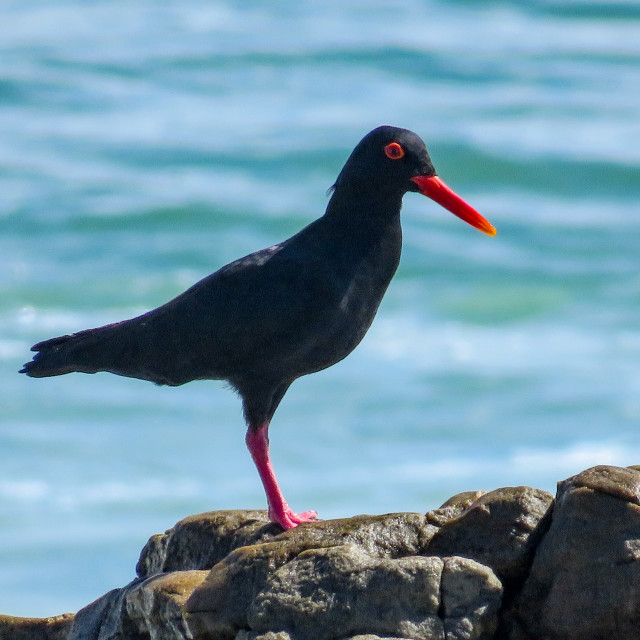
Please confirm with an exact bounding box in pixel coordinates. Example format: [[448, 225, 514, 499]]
[[4, 465, 640, 639], [505, 465, 640, 640]]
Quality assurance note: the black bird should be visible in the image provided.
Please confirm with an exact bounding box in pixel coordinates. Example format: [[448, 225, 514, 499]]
[[21, 126, 496, 530]]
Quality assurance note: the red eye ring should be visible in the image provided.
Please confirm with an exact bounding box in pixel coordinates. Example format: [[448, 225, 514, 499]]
[[384, 142, 405, 160]]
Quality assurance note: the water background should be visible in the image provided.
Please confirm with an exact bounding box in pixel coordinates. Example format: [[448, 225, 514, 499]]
[[2, 0, 640, 616]]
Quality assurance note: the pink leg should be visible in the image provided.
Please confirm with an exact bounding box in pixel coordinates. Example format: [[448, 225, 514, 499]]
[[245, 423, 317, 530]]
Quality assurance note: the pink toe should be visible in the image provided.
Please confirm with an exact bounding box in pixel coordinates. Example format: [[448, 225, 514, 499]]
[[293, 510, 318, 523], [270, 507, 318, 530]]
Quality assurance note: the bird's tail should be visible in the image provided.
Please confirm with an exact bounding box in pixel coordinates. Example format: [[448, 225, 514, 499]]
[[20, 325, 124, 378]]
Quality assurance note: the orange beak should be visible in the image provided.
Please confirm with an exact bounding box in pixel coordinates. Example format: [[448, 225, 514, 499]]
[[410, 175, 497, 237]]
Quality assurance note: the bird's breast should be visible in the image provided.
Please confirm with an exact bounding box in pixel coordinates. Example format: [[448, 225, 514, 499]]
[[289, 225, 401, 376]]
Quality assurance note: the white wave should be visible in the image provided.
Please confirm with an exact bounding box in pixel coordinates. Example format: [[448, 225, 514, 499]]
[[362, 314, 640, 379], [0, 480, 49, 501], [0, 478, 202, 509], [0, 339, 26, 360], [386, 440, 640, 493]]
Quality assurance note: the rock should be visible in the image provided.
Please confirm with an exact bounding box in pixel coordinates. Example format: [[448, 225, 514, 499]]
[[0, 614, 74, 640], [185, 512, 434, 639], [67, 587, 130, 640], [137, 533, 169, 578], [246, 545, 445, 640], [137, 510, 432, 579], [66, 571, 208, 640], [186, 536, 305, 640], [271, 512, 436, 558], [426, 490, 488, 527], [235, 632, 293, 640], [348, 637, 415, 640], [507, 465, 640, 640], [242, 545, 501, 640], [441, 556, 502, 640], [234, 636, 418, 640], [137, 510, 280, 577], [427, 486, 553, 588], [126, 571, 208, 640]]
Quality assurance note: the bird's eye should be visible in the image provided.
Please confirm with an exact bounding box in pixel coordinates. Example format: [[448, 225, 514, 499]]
[[384, 142, 405, 160]]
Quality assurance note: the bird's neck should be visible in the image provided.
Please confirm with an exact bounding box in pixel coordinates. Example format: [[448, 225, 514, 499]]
[[323, 183, 403, 230], [319, 184, 403, 281]]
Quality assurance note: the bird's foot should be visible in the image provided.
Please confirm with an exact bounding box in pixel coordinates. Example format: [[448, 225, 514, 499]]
[[269, 505, 318, 530]]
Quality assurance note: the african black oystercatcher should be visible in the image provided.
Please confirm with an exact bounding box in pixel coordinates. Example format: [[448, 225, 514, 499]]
[[21, 126, 496, 530]]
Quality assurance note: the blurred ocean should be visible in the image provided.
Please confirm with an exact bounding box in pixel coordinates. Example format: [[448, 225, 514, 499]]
[[2, 0, 640, 617]]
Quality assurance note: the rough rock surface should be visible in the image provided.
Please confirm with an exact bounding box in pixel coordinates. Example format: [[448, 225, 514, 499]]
[[505, 465, 640, 640], [136, 510, 283, 578], [5, 465, 640, 640], [0, 614, 73, 640], [427, 486, 553, 588]]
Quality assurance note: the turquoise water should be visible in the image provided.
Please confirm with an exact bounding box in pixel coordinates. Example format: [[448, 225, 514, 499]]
[[2, 0, 640, 616]]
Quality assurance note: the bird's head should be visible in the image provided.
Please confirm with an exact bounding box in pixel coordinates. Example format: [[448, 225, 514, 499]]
[[333, 125, 496, 237]]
